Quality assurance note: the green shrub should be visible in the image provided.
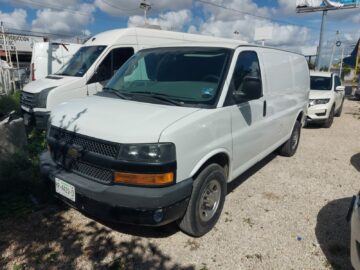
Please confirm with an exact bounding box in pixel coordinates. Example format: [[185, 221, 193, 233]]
[[0, 128, 51, 219], [0, 91, 21, 118]]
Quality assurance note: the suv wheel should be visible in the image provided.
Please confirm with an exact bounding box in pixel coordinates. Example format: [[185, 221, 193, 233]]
[[335, 99, 344, 117], [324, 106, 335, 128], [178, 164, 227, 237]]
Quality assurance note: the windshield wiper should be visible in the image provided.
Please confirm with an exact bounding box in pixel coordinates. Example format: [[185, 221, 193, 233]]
[[102, 87, 132, 100], [130, 91, 183, 106]]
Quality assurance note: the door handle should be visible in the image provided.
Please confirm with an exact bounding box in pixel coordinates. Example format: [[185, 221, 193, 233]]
[[263, 100, 267, 117]]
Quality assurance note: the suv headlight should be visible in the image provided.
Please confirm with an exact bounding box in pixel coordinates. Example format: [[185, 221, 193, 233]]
[[309, 98, 330, 106], [37, 87, 56, 108], [118, 143, 176, 164]]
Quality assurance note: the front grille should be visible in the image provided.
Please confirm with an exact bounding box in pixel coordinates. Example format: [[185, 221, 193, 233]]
[[49, 126, 120, 158], [49, 126, 121, 184], [72, 161, 113, 184], [20, 91, 38, 108]]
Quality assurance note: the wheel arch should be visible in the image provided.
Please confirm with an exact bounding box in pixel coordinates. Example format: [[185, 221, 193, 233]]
[[190, 149, 231, 181]]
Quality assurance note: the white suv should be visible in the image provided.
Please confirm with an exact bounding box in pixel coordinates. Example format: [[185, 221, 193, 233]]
[[307, 71, 345, 128], [40, 44, 309, 236]]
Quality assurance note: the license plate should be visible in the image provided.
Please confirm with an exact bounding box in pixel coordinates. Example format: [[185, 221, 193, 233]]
[[55, 178, 76, 202]]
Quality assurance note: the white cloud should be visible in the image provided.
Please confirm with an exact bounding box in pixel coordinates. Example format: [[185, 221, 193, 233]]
[[128, 9, 192, 31], [95, 0, 192, 17], [189, 14, 311, 48], [31, 3, 95, 36], [198, 0, 276, 22], [0, 9, 27, 30]]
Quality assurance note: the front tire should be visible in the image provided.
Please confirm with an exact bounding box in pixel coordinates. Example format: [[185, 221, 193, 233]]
[[323, 106, 335, 128], [335, 99, 344, 117], [178, 164, 227, 237], [279, 120, 301, 157]]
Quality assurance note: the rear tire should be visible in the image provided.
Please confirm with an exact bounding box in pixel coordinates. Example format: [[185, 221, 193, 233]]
[[178, 164, 227, 237], [279, 121, 301, 157], [335, 100, 344, 117], [323, 106, 335, 128]]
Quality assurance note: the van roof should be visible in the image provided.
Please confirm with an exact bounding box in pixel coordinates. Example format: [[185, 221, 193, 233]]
[[84, 27, 248, 47]]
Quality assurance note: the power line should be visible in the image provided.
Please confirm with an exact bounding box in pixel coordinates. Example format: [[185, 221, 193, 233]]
[[4, 25, 85, 38], [16, 0, 94, 17], [196, 0, 354, 34], [101, 0, 139, 12]]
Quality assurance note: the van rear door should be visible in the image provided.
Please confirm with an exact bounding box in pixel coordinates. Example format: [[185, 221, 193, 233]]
[[87, 47, 135, 93]]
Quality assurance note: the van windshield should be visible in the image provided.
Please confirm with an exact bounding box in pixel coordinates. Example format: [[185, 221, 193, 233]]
[[104, 47, 231, 107], [56, 46, 106, 77], [310, 76, 332, 91]]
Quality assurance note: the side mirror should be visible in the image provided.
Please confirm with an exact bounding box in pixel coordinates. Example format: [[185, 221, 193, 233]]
[[336, 86, 345, 92], [233, 76, 262, 102]]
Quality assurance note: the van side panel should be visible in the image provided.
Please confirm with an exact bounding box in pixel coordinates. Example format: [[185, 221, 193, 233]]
[[159, 108, 232, 183], [260, 49, 309, 143]]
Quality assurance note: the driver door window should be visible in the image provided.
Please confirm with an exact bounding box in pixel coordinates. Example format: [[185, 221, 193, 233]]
[[89, 47, 134, 84], [227, 51, 262, 105]]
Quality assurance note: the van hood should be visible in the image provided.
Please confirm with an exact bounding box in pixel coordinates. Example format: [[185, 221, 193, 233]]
[[23, 76, 79, 94], [50, 96, 201, 143], [309, 90, 332, 100]]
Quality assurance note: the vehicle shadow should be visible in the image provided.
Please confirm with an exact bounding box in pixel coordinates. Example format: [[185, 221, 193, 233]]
[[81, 211, 180, 238], [227, 152, 277, 194], [351, 153, 360, 172], [304, 123, 325, 129], [315, 197, 352, 270], [0, 205, 194, 270]]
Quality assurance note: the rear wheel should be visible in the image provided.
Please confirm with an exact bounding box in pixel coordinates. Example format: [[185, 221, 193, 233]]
[[323, 106, 335, 128], [279, 120, 301, 157], [178, 164, 227, 237]]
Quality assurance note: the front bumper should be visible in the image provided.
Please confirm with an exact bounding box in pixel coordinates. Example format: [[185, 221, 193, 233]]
[[22, 109, 50, 129], [40, 151, 192, 226], [350, 195, 360, 269], [307, 105, 330, 123]]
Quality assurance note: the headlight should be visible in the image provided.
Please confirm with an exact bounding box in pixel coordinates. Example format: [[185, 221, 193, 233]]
[[309, 98, 330, 106], [37, 87, 56, 108], [118, 143, 176, 163]]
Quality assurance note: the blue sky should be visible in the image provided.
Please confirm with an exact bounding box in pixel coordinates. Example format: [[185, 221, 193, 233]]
[[0, 0, 359, 64]]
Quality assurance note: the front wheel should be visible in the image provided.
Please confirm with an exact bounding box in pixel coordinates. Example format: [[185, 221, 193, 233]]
[[335, 99, 344, 117], [279, 120, 301, 157], [323, 106, 335, 128], [178, 164, 227, 237]]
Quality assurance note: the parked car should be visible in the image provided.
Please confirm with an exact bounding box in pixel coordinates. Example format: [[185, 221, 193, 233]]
[[355, 89, 360, 100], [20, 27, 247, 129], [349, 194, 360, 269], [306, 71, 345, 128], [40, 43, 310, 237], [30, 42, 82, 81]]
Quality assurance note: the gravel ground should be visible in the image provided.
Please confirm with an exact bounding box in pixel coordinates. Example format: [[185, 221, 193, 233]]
[[1, 99, 360, 270]]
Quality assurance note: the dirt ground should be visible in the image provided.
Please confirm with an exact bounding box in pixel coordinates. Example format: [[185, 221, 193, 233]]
[[1, 99, 360, 270]]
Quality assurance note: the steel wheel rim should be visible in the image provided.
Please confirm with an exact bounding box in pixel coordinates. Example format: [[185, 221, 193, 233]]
[[199, 179, 221, 222]]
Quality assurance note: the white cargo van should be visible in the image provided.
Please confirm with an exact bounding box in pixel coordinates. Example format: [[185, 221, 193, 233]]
[[20, 28, 246, 129], [40, 43, 310, 236], [30, 42, 82, 81]]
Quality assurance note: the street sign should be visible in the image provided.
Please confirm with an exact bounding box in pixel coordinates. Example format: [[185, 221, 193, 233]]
[[296, 0, 360, 13]]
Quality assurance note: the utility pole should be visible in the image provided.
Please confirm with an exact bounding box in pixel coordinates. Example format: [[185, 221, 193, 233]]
[[140, 0, 152, 24], [352, 41, 360, 92], [328, 30, 339, 72], [315, 10, 327, 71]]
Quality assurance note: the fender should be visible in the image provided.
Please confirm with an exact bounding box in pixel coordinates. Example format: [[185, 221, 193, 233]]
[[189, 148, 232, 180]]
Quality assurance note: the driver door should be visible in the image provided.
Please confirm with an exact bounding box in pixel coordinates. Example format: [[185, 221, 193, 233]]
[[87, 47, 135, 93]]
